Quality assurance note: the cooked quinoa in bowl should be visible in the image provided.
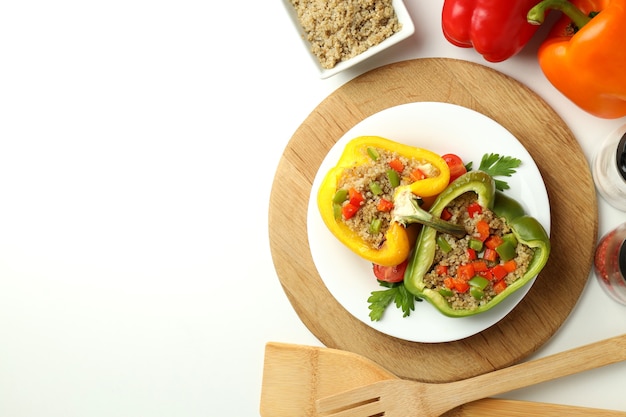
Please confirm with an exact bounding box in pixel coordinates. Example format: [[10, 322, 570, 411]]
[[282, 0, 415, 78], [289, 0, 401, 69]]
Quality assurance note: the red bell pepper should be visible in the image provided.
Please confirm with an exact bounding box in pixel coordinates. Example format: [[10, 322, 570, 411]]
[[441, 0, 544, 62]]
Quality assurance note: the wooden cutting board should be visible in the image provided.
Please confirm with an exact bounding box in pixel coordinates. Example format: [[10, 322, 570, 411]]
[[268, 58, 598, 382]]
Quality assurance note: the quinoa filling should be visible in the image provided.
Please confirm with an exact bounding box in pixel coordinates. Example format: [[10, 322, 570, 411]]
[[336, 147, 439, 248], [423, 193, 534, 311]]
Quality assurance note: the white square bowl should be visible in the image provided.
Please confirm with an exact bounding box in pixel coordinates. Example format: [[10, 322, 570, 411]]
[[282, 0, 415, 79]]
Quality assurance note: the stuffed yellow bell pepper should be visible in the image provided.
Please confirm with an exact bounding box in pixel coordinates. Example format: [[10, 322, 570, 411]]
[[317, 136, 451, 267]]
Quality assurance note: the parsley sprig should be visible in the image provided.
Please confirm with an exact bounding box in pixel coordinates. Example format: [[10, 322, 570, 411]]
[[466, 153, 522, 191], [367, 281, 421, 321]]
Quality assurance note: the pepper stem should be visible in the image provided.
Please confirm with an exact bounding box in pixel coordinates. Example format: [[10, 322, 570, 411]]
[[527, 0, 592, 29], [392, 187, 467, 238]]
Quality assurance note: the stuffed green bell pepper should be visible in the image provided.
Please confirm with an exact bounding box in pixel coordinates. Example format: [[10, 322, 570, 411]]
[[400, 170, 551, 317]]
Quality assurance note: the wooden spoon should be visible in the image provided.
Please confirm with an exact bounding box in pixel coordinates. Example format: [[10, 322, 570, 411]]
[[259, 341, 626, 417]]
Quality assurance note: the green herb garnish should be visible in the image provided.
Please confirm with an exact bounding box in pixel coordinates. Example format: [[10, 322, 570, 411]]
[[467, 153, 522, 191], [368, 281, 420, 321]]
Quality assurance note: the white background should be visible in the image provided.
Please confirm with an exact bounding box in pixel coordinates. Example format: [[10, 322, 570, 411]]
[[0, 1, 625, 416]]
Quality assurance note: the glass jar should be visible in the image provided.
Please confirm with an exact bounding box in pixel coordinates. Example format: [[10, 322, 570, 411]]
[[594, 222, 626, 305], [592, 124, 626, 211]]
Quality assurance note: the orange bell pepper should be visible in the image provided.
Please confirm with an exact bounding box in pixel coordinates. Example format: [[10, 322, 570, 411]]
[[528, 0, 626, 119]]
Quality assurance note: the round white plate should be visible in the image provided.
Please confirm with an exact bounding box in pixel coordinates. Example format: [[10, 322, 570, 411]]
[[307, 102, 551, 343]]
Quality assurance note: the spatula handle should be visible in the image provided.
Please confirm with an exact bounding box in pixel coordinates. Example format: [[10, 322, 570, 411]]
[[444, 333, 626, 409], [455, 398, 626, 416]]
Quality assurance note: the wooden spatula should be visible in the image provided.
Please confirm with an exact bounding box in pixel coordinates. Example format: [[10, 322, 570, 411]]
[[315, 333, 626, 417], [260, 341, 626, 417]]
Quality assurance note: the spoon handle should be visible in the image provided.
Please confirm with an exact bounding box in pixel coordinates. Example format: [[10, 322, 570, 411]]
[[444, 333, 626, 409]]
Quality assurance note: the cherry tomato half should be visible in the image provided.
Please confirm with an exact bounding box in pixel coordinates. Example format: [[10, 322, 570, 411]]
[[372, 259, 409, 283], [442, 153, 467, 183]]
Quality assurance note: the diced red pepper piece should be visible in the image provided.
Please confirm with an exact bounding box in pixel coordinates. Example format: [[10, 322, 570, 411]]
[[475, 220, 490, 242], [441, 207, 453, 221], [443, 276, 455, 289], [502, 259, 517, 273], [341, 203, 360, 220], [467, 202, 483, 218], [436, 265, 449, 276], [493, 280, 507, 294], [348, 187, 364, 206], [410, 168, 426, 182], [491, 264, 508, 281], [456, 264, 475, 281], [377, 198, 394, 212], [342, 203, 360, 219], [389, 158, 404, 173], [478, 269, 494, 280], [472, 260, 488, 272], [483, 247, 498, 262], [454, 279, 470, 293], [467, 248, 477, 260], [485, 234, 504, 249]]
